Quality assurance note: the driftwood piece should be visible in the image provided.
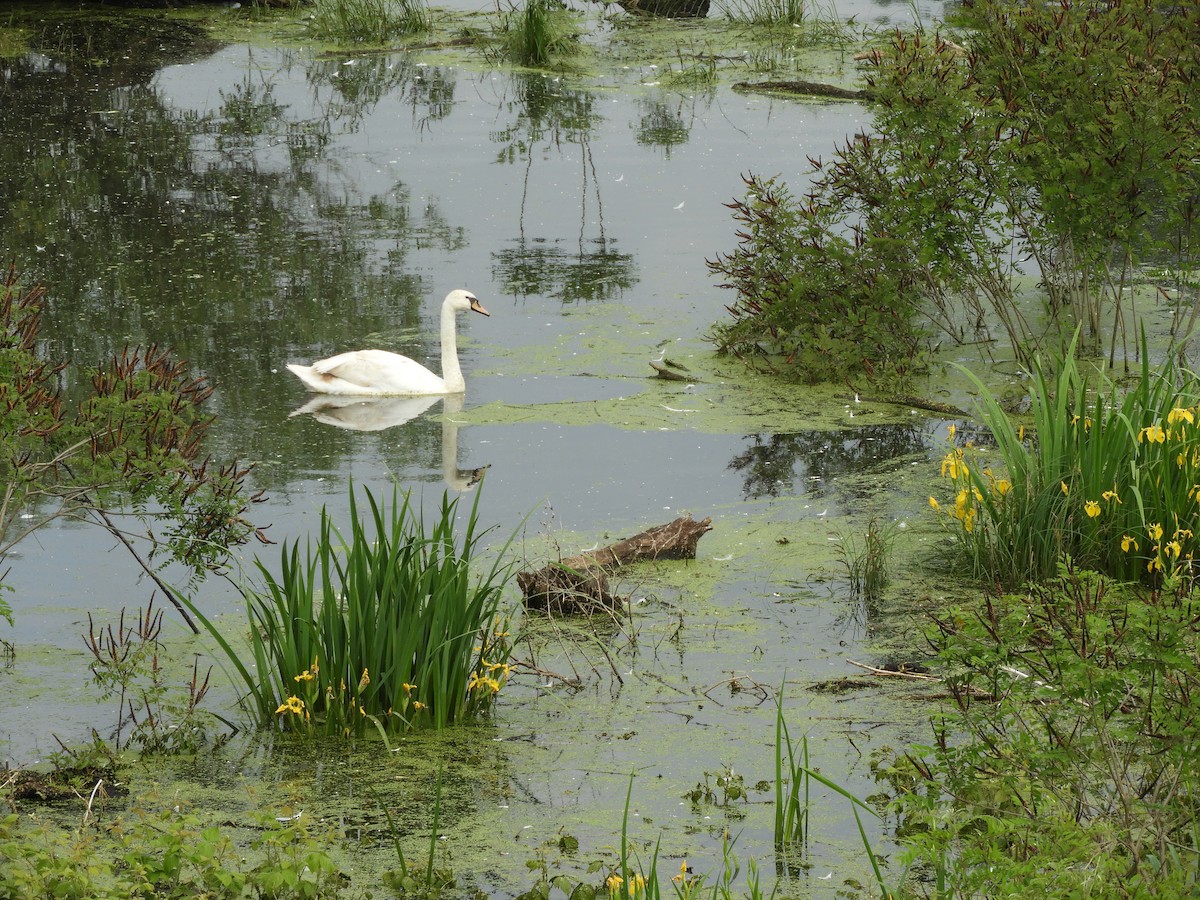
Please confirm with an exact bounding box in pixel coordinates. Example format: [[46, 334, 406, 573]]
[[649, 360, 696, 381], [733, 80, 873, 101], [519, 515, 714, 613]]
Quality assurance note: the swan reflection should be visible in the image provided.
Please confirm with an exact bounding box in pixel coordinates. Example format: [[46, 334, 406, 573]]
[[289, 393, 487, 491]]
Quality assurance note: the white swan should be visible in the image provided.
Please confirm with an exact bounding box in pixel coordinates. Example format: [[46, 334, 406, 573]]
[[287, 289, 489, 396]]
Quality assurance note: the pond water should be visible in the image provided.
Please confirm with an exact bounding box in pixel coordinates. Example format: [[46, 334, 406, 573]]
[[0, 1, 958, 896]]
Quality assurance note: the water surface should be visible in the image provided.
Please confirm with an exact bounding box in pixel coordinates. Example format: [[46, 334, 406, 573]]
[[0, 3, 952, 894]]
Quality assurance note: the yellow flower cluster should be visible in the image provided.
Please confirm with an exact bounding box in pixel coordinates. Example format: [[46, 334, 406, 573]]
[[467, 658, 514, 697], [931, 444, 1003, 535], [467, 670, 503, 695], [1136, 521, 1195, 575], [275, 695, 309, 721], [606, 873, 647, 898]]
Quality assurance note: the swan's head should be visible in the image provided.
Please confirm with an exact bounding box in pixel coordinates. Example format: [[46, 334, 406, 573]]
[[446, 289, 490, 317]]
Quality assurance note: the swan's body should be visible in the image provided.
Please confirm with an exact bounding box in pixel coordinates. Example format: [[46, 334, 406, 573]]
[[287, 289, 488, 396]]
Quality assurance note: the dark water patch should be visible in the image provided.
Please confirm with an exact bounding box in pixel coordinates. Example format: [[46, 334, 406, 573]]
[[729, 422, 931, 500], [5, 6, 219, 77]]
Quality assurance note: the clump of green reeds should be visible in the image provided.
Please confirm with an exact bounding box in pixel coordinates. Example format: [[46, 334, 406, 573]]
[[307, 0, 431, 44], [498, 0, 579, 69], [713, 0, 851, 49], [773, 692, 809, 849], [833, 515, 895, 601], [772, 698, 894, 897], [716, 0, 805, 26], [931, 335, 1200, 587], [187, 483, 515, 737]]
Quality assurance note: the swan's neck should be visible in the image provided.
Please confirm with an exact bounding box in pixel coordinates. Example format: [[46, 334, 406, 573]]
[[439, 300, 466, 393], [442, 393, 466, 489]]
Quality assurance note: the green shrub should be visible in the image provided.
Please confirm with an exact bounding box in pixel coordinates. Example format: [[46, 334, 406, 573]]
[[0, 269, 253, 629], [886, 566, 1200, 897], [0, 804, 347, 899], [711, 0, 1200, 376], [707, 174, 929, 386]]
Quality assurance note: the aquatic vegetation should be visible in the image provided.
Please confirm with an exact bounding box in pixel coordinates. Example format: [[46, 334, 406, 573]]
[[175, 484, 516, 739], [664, 50, 718, 88], [0, 266, 255, 631], [496, 0, 581, 69], [772, 693, 808, 849], [84, 601, 222, 754], [833, 515, 895, 601], [711, 0, 1200, 376], [376, 774, 457, 898], [714, 0, 807, 27], [306, 0, 432, 43], [203, 484, 517, 737], [682, 763, 753, 814], [0, 802, 348, 899], [931, 343, 1200, 587], [885, 566, 1200, 897], [707, 173, 929, 386]]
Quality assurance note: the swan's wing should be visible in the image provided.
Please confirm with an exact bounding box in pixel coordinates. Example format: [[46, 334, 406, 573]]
[[307, 349, 445, 394]]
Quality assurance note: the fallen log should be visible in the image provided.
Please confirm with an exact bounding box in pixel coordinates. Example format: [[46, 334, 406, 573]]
[[519, 515, 714, 613]]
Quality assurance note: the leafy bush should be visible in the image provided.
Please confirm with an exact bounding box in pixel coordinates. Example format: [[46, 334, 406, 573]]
[[0, 804, 347, 899], [0, 266, 254, 629], [707, 174, 929, 386], [884, 566, 1200, 897], [931, 343, 1200, 587], [711, 0, 1200, 376]]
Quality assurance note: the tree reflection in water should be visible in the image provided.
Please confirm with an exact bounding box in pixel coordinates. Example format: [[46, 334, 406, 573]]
[[489, 74, 637, 303], [728, 423, 929, 499]]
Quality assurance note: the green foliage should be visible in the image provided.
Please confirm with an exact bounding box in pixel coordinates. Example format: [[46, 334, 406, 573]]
[[0, 804, 348, 899], [716, 0, 807, 27], [712, 0, 1200, 375], [772, 693, 808, 848], [888, 566, 1200, 896], [707, 174, 929, 386], [0, 267, 255, 620], [190, 482, 516, 737], [376, 773, 460, 900], [833, 515, 895, 601], [514, 834, 605, 900], [932, 341, 1200, 587], [682, 763, 753, 814], [83, 601, 224, 753], [498, 0, 580, 70], [615, 770, 788, 900], [306, 0, 432, 43], [664, 51, 717, 89]]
